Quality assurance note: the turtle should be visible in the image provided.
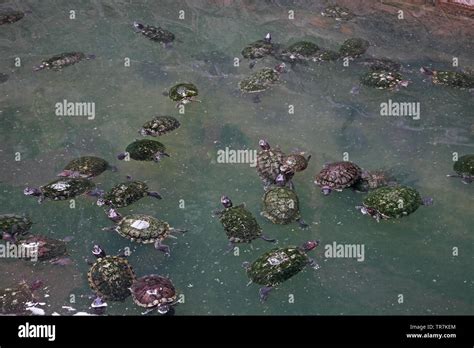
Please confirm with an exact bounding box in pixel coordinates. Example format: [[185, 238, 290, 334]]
[[261, 177, 308, 229], [321, 5, 354, 21], [241, 33, 276, 68], [356, 186, 433, 222], [0, 10, 25, 25], [360, 69, 409, 90], [0, 280, 43, 314], [0, 214, 32, 241], [104, 208, 186, 256], [57, 156, 115, 178], [130, 275, 178, 315], [359, 57, 401, 72], [16, 234, 72, 265], [420, 67, 474, 89], [23, 178, 98, 203], [33, 52, 95, 71], [310, 49, 341, 62], [353, 170, 396, 192], [276, 41, 320, 63], [167, 83, 199, 107], [281, 151, 311, 173], [314, 161, 362, 195], [96, 180, 162, 208], [256, 139, 285, 189], [132, 21, 175, 46], [243, 240, 319, 301], [214, 196, 276, 252], [238, 64, 286, 94], [447, 154, 474, 184], [87, 245, 135, 305], [139, 116, 180, 137], [117, 139, 169, 163], [339, 38, 369, 59]]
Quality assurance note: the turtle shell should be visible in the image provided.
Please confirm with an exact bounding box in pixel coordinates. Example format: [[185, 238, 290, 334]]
[[360, 69, 403, 89], [283, 153, 309, 172], [321, 5, 354, 20], [141, 116, 180, 136], [131, 275, 177, 308], [139, 25, 175, 43], [218, 204, 262, 243], [169, 83, 198, 102], [0, 281, 36, 314], [87, 256, 135, 301], [363, 186, 423, 219], [315, 161, 362, 190], [311, 49, 340, 62], [40, 52, 87, 70], [116, 214, 170, 243], [16, 235, 67, 261], [0, 214, 32, 237], [453, 154, 474, 176], [432, 70, 474, 89], [278, 41, 319, 62], [353, 170, 392, 192], [247, 247, 308, 286], [41, 178, 95, 200], [261, 186, 300, 225], [125, 139, 167, 161], [339, 38, 369, 58], [241, 40, 275, 60], [256, 147, 284, 184], [238, 67, 280, 93], [103, 181, 150, 208], [0, 11, 24, 25], [63, 156, 109, 178]]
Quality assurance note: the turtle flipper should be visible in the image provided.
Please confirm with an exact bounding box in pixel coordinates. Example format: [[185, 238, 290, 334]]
[[154, 240, 171, 256], [296, 218, 309, 229], [259, 286, 273, 302]]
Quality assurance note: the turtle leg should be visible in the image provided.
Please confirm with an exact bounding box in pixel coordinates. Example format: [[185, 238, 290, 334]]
[[147, 191, 162, 199], [170, 228, 187, 234], [461, 176, 472, 184], [260, 235, 276, 243], [287, 180, 295, 191], [249, 60, 256, 69], [154, 240, 171, 256], [307, 257, 320, 270], [37, 195, 45, 204], [296, 218, 309, 230], [259, 286, 273, 302]]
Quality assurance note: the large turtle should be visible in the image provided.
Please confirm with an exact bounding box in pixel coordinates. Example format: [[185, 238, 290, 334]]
[[339, 38, 369, 59], [97, 180, 162, 208], [131, 275, 178, 315], [353, 170, 396, 192], [132, 21, 175, 46], [314, 161, 362, 195], [241, 33, 276, 68], [0, 280, 43, 314], [0, 10, 25, 25], [420, 67, 474, 89], [167, 83, 199, 107], [360, 69, 409, 90], [256, 139, 285, 189], [238, 64, 286, 94], [276, 41, 320, 63], [57, 156, 115, 178], [243, 241, 319, 301], [261, 175, 308, 229], [214, 196, 275, 251], [16, 235, 72, 265], [33, 52, 95, 71], [321, 5, 354, 20], [104, 208, 186, 256], [139, 116, 180, 137], [447, 154, 474, 184], [24, 178, 98, 203], [356, 186, 432, 222], [87, 245, 135, 306], [0, 214, 32, 241], [117, 139, 169, 163]]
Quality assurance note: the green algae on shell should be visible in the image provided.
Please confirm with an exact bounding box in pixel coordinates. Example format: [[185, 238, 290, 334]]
[[0, 214, 32, 238], [121, 139, 168, 162], [261, 186, 301, 225], [339, 38, 369, 58], [168, 83, 198, 102], [242, 39, 275, 60], [432, 70, 474, 89], [321, 5, 354, 20], [217, 204, 263, 243], [238, 67, 280, 93], [360, 69, 403, 89], [100, 181, 160, 208], [140, 116, 180, 136], [362, 186, 423, 219]]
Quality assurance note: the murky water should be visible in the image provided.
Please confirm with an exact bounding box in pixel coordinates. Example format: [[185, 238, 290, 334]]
[[0, 0, 473, 315]]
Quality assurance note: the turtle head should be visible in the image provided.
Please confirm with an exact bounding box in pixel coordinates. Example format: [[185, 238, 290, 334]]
[[133, 21, 144, 31], [23, 187, 41, 197], [138, 128, 149, 136], [91, 297, 107, 308], [117, 152, 128, 160], [274, 63, 287, 74], [92, 245, 106, 258], [107, 208, 122, 222], [420, 66, 434, 76], [258, 139, 270, 150], [302, 240, 319, 252], [275, 173, 287, 186], [220, 195, 232, 208], [96, 198, 107, 207], [321, 186, 332, 196], [264, 33, 271, 43], [157, 304, 170, 314]]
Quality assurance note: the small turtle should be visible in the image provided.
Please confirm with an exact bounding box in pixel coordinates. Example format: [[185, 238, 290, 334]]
[[131, 275, 178, 315], [314, 161, 362, 195], [420, 67, 474, 89], [117, 139, 169, 163], [0, 214, 32, 241], [214, 196, 275, 252], [88, 245, 135, 304], [339, 38, 369, 59], [359, 57, 401, 72], [277, 41, 320, 63], [261, 176, 308, 229], [33, 52, 95, 71], [281, 151, 311, 173], [104, 209, 186, 256], [353, 170, 395, 192], [238, 64, 285, 94], [97, 180, 162, 208], [243, 241, 319, 301], [321, 5, 354, 20], [0, 10, 25, 25], [139, 116, 180, 137], [242, 33, 276, 68], [132, 21, 175, 46], [167, 83, 199, 107], [58, 156, 115, 179], [357, 186, 432, 222], [16, 235, 72, 265], [360, 69, 409, 90], [24, 178, 98, 203], [256, 139, 285, 189], [447, 154, 474, 184], [0, 280, 43, 314]]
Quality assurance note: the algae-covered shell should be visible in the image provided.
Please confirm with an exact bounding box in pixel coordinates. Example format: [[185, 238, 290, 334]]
[[360, 69, 403, 89], [278, 41, 319, 62], [256, 147, 284, 185], [135, 22, 175, 43], [140, 116, 180, 136], [102, 181, 150, 208], [218, 204, 262, 243], [16, 235, 67, 261], [363, 186, 423, 219], [453, 154, 474, 176], [131, 275, 177, 309], [432, 70, 474, 89], [242, 39, 275, 60], [321, 5, 354, 20], [261, 186, 300, 225], [169, 83, 198, 102], [0, 281, 37, 314], [34, 52, 93, 71], [62, 156, 110, 178], [116, 214, 171, 244], [238, 67, 280, 93], [41, 178, 95, 201], [247, 246, 309, 286], [124, 139, 167, 161], [0, 214, 32, 238], [339, 38, 369, 58], [311, 49, 340, 62]]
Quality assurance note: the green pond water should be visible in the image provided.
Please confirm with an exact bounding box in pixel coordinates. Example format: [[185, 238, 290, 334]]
[[0, 0, 473, 315]]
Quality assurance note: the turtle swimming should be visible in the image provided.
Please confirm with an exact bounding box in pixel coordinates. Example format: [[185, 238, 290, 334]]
[[24, 178, 98, 203], [131, 274, 178, 315], [16, 234, 72, 265], [167, 83, 199, 107], [0, 280, 43, 314], [0, 10, 25, 25], [243, 240, 319, 301], [242, 33, 276, 68], [339, 38, 369, 59], [133, 21, 175, 46], [447, 154, 474, 184], [256, 139, 285, 189], [117, 139, 169, 163], [314, 161, 362, 195], [0, 214, 32, 241], [238, 63, 286, 94], [360, 69, 409, 90], [420, 67, 474, 89], [57, 156, 115, 179], [139, 116, 180, 137], [33, 52, 95, 71], [97, 179, 162, 208]]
